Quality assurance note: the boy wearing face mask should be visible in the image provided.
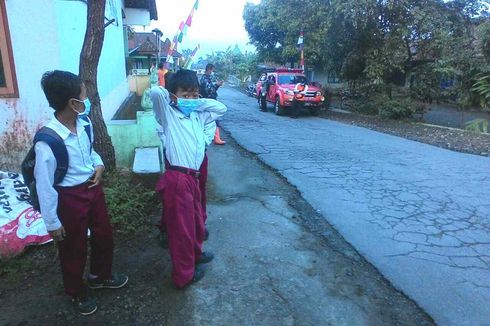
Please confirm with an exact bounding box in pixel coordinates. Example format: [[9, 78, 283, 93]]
[[150, 69, 227, 288], [35, 71, 128, 315]]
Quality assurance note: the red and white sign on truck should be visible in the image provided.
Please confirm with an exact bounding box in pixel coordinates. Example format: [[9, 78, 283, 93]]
[[256, 68, 325, 117]]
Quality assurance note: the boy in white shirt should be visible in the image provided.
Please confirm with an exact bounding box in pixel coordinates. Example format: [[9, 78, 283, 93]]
[[151, 69, 226, 288], [35, 71, 128, 315]]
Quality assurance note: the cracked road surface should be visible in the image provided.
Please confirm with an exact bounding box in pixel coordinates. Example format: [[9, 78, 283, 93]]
[[218, 87, 490, 326], [189, 140, 433, 325], [0, 129, 432, 325]]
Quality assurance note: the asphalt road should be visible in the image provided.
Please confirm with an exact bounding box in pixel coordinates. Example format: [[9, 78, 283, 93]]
[[0, 130, 433, 325], [218, 86, 490, 326]]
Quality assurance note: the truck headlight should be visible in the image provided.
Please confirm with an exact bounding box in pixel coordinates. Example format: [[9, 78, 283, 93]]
[[316, 91, 322, 97]]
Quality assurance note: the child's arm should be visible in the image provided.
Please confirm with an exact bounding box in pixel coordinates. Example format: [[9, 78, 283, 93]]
[[196, 99, 227, 125], [90, 149, 104, 168], [150, 86, 172, 129], [89, 149, 105, 188], [33, 142, 63, 232], [85, 118, 104, 169], [203, 121, 217, 146]]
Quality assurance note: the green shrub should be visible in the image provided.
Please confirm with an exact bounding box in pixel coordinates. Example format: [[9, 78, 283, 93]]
[[350, 98, 379, 115], [471, 75, 490, 110], [465, 118, 489, 133], [378, 98, 416, 120], [104, 172, 159, 236]]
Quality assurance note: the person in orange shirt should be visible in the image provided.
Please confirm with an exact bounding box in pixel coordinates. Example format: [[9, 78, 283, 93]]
[[157, 62, 168, 87]]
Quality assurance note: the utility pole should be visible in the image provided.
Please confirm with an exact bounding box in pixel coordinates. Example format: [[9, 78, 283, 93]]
[[152, 28, 163, 65]]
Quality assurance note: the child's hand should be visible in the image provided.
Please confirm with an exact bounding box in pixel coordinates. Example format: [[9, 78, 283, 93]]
[[49, 226, 66, 242], [89, 165, 105, 188]]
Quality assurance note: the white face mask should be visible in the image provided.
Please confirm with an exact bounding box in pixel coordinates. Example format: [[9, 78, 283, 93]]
[[72, 98, 91, 116]]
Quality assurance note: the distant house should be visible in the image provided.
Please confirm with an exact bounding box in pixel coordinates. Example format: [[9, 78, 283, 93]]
[[309, 70, 344, 89], [0, 0, 157, 171], [127, 32, 182, 73]]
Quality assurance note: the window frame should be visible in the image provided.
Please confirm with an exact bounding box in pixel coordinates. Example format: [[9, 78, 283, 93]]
[[0, 0, 18, 98], [327, 71, 341, 84]]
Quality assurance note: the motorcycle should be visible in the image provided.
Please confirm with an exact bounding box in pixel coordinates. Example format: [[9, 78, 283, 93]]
[[246, 83, 257, 97]]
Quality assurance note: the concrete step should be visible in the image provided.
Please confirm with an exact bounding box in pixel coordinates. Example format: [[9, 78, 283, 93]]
[[132, 147, 161, 174]]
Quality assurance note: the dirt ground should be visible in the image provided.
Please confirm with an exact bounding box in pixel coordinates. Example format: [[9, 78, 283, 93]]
[[0, 137, 434, 326], [239, 87, 489, 157], [320, 109, 490, 157]]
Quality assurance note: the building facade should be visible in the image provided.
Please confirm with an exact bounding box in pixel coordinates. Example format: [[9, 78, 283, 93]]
[[0, 0, 156, 171]]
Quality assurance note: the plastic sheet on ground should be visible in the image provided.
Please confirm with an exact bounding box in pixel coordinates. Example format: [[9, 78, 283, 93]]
[[0, 171, 51, 257]]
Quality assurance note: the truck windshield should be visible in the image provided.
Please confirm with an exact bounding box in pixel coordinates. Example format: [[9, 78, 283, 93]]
[[278, 75, 308, 85]]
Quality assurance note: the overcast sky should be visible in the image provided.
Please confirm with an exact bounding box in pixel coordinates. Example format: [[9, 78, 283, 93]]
[[138, 0, 260, 58]]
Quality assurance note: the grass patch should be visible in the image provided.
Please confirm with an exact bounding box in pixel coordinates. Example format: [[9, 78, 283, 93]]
[[104, 171, 160, 236], [0, 171, 158, 283], [0, 255, 34, 281], [0, 244, 55, 284]]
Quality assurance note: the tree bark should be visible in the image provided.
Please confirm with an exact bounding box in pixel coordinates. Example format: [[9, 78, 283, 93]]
[[79, 0, 116, 170]]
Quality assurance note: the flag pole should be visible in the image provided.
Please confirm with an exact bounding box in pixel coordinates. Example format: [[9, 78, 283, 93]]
[[166, 0, 199, 70], [297, 31, 305, 73], [301, 48, 305, 72]]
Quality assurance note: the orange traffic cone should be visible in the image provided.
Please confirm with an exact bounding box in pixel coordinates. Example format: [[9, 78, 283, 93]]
[[214, 127, 226, 145]]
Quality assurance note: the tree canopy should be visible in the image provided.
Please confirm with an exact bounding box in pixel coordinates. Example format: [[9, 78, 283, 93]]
[[243, 0, 490, 108]]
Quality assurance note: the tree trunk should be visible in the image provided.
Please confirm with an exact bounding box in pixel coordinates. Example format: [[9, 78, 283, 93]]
[[79, 0, 116, 170]]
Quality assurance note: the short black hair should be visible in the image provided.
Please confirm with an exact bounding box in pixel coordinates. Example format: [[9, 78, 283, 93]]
[[166, 69, 199, 94], [205, 63, 215, 72], [41, 70, 83, 111], [158, 63, 164, 69]]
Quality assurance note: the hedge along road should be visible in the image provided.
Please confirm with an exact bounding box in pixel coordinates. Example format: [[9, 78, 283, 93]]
[[217, 86, 490, 326]]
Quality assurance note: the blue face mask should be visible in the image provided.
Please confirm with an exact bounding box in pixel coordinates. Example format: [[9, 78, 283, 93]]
[[177, 98, 201, 117], [73, 98, 91, 116]]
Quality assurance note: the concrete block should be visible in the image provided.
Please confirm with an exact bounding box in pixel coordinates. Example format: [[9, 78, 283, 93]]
[[132, 147, 161, 174]]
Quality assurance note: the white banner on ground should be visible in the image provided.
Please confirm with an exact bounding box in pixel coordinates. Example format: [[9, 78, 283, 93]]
[[0, 171, 51, 257]]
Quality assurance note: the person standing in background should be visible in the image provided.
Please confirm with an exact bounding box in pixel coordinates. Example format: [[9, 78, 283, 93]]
[[157, 62, 168, 87], [200, 63, 226, 145]]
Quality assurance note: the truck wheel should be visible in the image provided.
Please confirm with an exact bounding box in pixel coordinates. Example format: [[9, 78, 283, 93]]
[[309, 107, 319, 116], [274, 97, 285, 116], [259, 95, 267, 111]]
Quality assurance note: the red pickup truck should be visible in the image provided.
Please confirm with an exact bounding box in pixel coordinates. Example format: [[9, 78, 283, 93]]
[[256, 68, 325, 117]]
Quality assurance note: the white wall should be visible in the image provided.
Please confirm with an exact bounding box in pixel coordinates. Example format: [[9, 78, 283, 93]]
[[0, 0, 130, 170], [53, 0, 129, 120], [124, 8, 150, 26], [313, 70, 345, 90], [0, 0, 61, 170]]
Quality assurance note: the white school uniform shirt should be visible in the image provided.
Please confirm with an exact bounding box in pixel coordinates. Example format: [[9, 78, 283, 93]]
[[150, 86, 227, 170], [33, 116, 104, 231], [158, 120, 216, 149]]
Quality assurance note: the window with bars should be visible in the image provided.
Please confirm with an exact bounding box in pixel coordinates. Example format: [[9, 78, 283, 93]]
[[0, 0, 18, 98]]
